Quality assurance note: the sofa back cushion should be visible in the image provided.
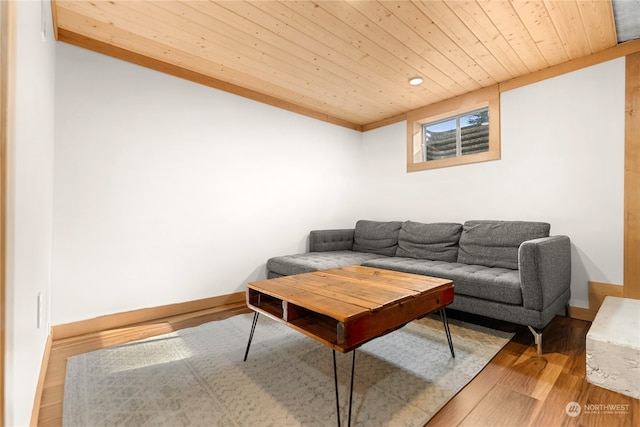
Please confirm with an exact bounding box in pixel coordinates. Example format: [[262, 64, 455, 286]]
[[457, 220, 550, 269], [352, 220, 402, 256], [396, 221, 462, 261]]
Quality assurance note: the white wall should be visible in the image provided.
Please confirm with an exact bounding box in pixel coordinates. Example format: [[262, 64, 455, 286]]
[[53, 43, 625, 325], [6, 1, 56, 425], [53, 43, 364, 325], [360, 58, 625, 309]]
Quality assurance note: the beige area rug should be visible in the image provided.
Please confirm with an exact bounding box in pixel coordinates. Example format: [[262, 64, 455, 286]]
[[63, 312, 513, 426]]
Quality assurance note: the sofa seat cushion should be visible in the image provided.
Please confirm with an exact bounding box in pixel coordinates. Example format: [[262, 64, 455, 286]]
[[362, 257, 522, 305], [267, 251, 388, 276]]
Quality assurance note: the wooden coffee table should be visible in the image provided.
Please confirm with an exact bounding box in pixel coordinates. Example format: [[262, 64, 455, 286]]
[[243, 265, 454, 426]]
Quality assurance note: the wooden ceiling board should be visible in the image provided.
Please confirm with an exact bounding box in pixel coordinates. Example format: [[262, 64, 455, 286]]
[[509, 0, 570, 67], [409, 1, 509, 83], [367, 1, 491, 89], [435, 1, 530, 77], [544, 0, 593, 59], [243, 0, 443, 119], [210, 1, 414, 107], [306, 1, 465, 99], [575, 0, 618, 52], [478, 0, 551, 70], [276, 1, 458, 117], [52, 0, 622, 130]]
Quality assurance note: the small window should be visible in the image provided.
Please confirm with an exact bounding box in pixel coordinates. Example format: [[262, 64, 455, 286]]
[[407, 86, 500, 172], [423, 107, 489, 161]]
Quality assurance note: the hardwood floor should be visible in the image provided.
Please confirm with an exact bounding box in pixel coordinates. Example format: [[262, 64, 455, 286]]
[[428, 311, 639, 427], [36, 305, 639, 427]]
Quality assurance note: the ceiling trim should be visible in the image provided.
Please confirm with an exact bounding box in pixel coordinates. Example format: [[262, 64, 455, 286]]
[[499, 38, 640, 93], [56, 22, 640, 134]]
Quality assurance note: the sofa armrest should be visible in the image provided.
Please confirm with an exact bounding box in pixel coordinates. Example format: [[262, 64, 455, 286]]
[[309, 229, 355, 252], [519, 236, 571, 311]]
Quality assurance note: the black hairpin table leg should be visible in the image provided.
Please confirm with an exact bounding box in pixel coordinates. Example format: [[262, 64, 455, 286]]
[[439, 308, 455, 358], [347, 350, 356, 427], [243, 312, 260, 362], [332, 351, 341, 427], [332, 349, 356, 427]]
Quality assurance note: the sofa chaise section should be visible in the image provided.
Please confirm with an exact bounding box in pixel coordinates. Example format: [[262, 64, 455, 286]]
[[267, 222, 402, 278], [266, 219, 572, 353]]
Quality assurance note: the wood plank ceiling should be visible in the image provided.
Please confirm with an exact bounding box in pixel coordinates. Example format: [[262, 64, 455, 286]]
[[52, 0, 619, 130]]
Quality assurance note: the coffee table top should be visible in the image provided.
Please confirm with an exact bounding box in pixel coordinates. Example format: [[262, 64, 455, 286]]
[[246, 266, 454, 352]]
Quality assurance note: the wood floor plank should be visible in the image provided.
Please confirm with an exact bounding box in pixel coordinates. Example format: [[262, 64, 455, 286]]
[[530, 372, 589, 427], [426, 346, 521, 426], [540, 315, 591, 377], [499, 348, 569, 400], [577, 383, 640, 427], [458, 383, 543, 427]]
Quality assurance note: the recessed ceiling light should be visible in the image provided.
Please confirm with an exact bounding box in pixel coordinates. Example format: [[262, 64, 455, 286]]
[[409, 77, 423, 86]]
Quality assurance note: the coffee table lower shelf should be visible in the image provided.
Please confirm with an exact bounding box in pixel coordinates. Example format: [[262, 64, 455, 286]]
[[246, 289, 343, 350]]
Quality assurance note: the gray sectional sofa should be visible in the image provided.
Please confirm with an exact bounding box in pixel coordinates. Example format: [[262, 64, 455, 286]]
[[266, 220, 572, 353]]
